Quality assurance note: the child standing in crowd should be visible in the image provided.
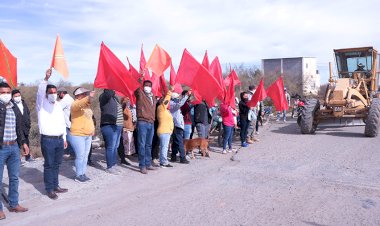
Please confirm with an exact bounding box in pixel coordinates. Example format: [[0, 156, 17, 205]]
[[220, 102, 235, 154], [70, 87, 95, 182], [122, 97, 136, 156]]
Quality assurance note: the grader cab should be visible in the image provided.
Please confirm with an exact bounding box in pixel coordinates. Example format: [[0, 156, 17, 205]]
[[299, 47, 380, 136]]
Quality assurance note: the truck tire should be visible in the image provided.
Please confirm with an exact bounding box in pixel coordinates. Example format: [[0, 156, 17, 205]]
[[364, 98, 380, 137], [300, 99, 320, 134]]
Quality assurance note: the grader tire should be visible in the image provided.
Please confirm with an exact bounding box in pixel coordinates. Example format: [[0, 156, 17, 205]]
[[300, 99, 319, 134], [364, 98, 380, 137]]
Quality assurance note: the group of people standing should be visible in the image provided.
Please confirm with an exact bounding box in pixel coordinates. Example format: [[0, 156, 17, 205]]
[[0, 68, 268, 220]]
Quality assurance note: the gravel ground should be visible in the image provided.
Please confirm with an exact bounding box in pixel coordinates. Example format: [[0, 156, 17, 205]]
[[2, 119, 380, 226]]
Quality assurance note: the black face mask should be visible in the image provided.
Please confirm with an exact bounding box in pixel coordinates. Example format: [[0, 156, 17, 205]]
[[242, 98, 248, 102]]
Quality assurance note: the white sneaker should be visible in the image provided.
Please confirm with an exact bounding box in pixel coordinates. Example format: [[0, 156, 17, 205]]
[[227, 149, 233, 153], [222, 150, 227, 154], [276, 119, 280, 122], [255, 131, 259, 135]]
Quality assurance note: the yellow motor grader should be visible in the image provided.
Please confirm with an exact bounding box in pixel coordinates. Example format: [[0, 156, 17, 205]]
[[300, 46, 380, 136]]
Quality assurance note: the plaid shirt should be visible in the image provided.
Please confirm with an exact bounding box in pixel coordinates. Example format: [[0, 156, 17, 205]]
[[3, 102, 17, 142]]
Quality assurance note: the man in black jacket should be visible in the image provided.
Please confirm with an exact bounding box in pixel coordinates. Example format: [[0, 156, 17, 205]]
[[194, 100, 212, 138], [11, 89, 32, 161], [0, 82, 29, 219]]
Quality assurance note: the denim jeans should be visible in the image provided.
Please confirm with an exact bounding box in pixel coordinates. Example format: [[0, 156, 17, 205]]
[[159, 133, 171, 165], [196, 123, 206, 138], [184, 124, 192, 139], [0, 143, 20, 210], [70, 135, 92, 177], [277, 111, 287, 121], [171, 127, 186, 160], [101, 125, 122, 169], [65, 127, 75, 156], [223, 125, 234, 150], [41, 136, 64, 192], [137, 121, 154, 169], [239, 118, 249, 145]]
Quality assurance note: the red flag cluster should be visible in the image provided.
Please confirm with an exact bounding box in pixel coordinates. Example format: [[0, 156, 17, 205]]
[[176, 49, 223, 106], [94, 42, 140, 104], [92, 42, 287, 111]]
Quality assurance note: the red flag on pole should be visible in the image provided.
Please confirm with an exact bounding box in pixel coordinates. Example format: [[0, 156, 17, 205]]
[[127, 57, 141, 82], [94, 42, 140, 104], [51, 34, 69, 79], [224, 69, 241, 86], [0, 40, 17, 87], [202, 50, 210, 70], [169, 63, 176, 86], [210, 56, 226, 100], [145, 44, 171, 76], [224, 70, 240, 109], [248, 79, 267, 107], [139, 44, 151, 79], [176, 49, 221, 106], [266, 76, 288, 111]]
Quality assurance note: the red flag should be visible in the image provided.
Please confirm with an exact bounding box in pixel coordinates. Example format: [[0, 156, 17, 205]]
[[0, 40, 17, 87], [248, 79, 267, 107], [159, 74, 168, 96], [145, 44, 171, 76], [139, 44, 151, 79], [94, 42, 140, 105], [168, 63, 182, 93], [202, 50, 210, 70], [176, 49, 221, 106], [210, 56, 226, 100], [50, 34, 69, 79], [224, 69, 241, 86], [224, 70, 240, 109], [266, 76, 288, 111], [127, 57, 141, 82], [169, 63, 176, 86]]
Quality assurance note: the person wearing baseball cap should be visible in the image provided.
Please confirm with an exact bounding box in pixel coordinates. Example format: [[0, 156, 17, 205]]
[[70, 87, 95, 183]]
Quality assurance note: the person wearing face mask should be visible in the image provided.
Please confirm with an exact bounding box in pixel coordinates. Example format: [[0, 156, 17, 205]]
[[57, 87, 75, 159], [0, 82, 30, 219], [239, 92, 250, 147], [36, 69, 68, 200], [170, 89, 191, 164], [134, 80, 157, 174], [99, 89, 124, 175], [11, 90, 32, 162]]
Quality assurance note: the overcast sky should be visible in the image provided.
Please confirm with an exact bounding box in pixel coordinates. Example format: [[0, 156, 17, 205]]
[[1, 0, 380, 85]]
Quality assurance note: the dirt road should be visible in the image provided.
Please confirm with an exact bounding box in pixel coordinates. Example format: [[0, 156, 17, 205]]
[[3, 120, 380, 225]]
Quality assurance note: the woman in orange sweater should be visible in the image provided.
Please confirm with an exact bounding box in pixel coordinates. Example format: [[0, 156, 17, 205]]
[[156, 89, 174, 167], [70, 87, 95, 183]]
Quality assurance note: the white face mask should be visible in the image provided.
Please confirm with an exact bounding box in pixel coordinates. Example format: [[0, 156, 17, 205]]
[[143, 86, 152, 94], [0, 94, 12, 104], [47, 94, 58, 103], [13, 96, 22, 103]]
